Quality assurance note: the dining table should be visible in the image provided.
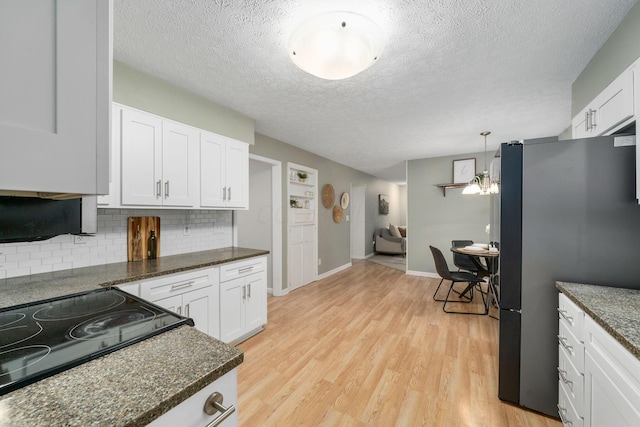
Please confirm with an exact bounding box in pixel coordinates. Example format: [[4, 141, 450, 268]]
[[450, 245, 500, 317]]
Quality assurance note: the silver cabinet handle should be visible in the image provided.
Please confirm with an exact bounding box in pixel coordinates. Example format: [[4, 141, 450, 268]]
[[185, 303, 189, 317], [557, 308, 573, 323], [204, 392, 236, 427], [156, 180, 162, 198], [557, 404, 573, 426], [585, 111, 589, 132], [177, 306, 182, 316], [222, 186, 227, 201], [171, 280, 195, 291], [590, 109, 597, 130], [557, 367, 572, 386], [248, 283, 251, 298], [165, 180, 170, 198], [228, 187, 231, 200], [557, 335, 573, 352], [238, 266, 254, 273], [242, 285, 246, 299]]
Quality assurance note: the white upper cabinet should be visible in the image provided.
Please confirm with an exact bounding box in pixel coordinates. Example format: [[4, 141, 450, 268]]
[[572, 63, 635, 139], [0, 0, 112, 197], [120, 107, 198, 207], [200, 131, 248, 209]]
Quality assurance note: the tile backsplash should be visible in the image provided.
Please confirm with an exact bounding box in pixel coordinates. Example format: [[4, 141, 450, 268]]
[[0, 209, 232, 279]]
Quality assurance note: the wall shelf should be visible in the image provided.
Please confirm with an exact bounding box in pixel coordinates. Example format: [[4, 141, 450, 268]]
[[435, 183, 467, 197]]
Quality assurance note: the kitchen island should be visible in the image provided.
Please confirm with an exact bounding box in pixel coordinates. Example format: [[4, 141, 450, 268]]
[[0, 247, 268, 426]]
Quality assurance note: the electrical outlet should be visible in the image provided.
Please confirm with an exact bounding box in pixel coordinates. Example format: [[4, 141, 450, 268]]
[[74, 235, 88, 244], [183, 225, 191, 236], [318, 258, 322, 266]]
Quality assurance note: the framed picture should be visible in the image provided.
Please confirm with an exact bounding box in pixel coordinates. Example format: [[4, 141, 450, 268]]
[[379, 194, 389, 215], [453, 158, 476, 183]]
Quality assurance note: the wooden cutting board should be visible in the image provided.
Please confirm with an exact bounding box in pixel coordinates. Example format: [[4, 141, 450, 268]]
[[127, 217, 160, 261]]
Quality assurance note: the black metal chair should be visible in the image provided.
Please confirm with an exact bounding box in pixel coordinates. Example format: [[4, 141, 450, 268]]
[[430, 245, 488, 315], [451, 240, 489, 278]]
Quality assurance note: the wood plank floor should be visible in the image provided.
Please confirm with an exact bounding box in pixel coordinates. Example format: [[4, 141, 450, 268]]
[[237, 260, 561, 426]]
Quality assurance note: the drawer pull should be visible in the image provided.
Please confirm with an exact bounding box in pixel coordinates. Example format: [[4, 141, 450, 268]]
[[204, 391, 236, 427], [557, 367, 573, 386], [238, 266, 254, 273], [557, 308, 573, 323], [557, 404, 573, 426], [557, 335, 574, 352], [171, 280, 195, 291]]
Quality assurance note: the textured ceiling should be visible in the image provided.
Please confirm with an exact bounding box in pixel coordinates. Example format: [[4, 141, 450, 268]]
[[113, 0, 637, 183]]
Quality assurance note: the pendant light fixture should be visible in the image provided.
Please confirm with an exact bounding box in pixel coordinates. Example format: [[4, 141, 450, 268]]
[[288, 12, 384, 80], [463, 131, 499, 195]]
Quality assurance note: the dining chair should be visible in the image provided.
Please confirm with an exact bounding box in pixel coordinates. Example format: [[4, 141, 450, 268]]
[[451, 240, 489, 278], [430, 245, 488, 315]]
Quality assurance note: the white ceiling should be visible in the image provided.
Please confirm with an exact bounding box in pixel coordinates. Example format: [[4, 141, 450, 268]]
[[113, 0, 637, 183]]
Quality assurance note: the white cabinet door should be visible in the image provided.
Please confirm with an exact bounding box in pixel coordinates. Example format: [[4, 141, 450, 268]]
[[98, 104, 121, 207], [154, 294, 183, 317], [220, 278, 245, 343], [225, 139, 248, 208], [200, 131, 249, 209], [302, 225, 316, 286], [592, 67, 634, 136], [184, 287, 213, 336], [121, 108, 163, 206], [200, 131, 227, 207], [0, 0, 111, 195], [288, 226, 304, 290], [244, 274, 265, 333], [162, 121, 199, 207]]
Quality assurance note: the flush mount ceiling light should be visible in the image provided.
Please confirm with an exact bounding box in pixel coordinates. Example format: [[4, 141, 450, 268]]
[[463, 131, 500, 196], [288, 12, 384, 80]]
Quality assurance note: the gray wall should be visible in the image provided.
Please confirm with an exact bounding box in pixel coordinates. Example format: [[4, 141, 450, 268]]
[[572, 2, 640, 116], [113, 61, 255, 144], [250, 133, 405, 283], [407, 152, 491, 274]]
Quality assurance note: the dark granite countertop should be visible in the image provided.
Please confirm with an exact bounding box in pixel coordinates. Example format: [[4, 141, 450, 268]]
[[556, 281, 640, 360], [0, 247, 267, 426], [0, 246, 269, 309]]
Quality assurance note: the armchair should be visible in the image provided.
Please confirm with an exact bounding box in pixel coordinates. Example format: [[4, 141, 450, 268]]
[[374, 227, 406, 256]]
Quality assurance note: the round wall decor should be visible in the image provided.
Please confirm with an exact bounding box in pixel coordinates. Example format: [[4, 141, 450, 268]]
[[333, 205, 344, 223], [322, 184, 335, 209], [340, 192, 350, 209]]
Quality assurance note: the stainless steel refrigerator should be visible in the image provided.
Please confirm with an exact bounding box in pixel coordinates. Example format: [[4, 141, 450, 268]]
[[495, 134, 640, 417]]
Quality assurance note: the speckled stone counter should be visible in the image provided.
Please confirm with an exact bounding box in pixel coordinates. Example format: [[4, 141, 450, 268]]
[[0, 247, 267, 426], [556, 281, 640, 360], [0, 246, 268, 309], [0, 326, 243, 426]]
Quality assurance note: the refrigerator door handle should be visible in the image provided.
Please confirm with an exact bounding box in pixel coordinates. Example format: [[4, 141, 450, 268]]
[[505, 308, 522, 314]]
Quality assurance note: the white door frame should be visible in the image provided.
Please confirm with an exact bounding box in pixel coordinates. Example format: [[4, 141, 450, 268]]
[[349, 184, 367, 259], [234, 154, 283, 296]]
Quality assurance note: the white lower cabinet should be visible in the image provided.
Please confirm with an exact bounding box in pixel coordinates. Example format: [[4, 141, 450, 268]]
[[148, 368, 238, 427], [140, 267, 219, 339], [115, 282, 140, 297], [219, 257, 267, 344], [559, 292, 640, 426], [584, 316, 640, 426]]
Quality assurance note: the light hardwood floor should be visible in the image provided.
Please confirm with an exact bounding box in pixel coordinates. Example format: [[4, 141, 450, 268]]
[[237, 260, 561, 426]]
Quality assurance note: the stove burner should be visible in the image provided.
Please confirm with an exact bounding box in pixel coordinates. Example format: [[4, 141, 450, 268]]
[[33, 293, 126, 321], [0, 322, 43, 349], [0, 345, 51, 384], [0, 312, 26, 329], [69, 308, 156, 340]]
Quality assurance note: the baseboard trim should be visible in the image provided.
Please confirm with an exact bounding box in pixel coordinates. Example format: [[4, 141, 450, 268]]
[[317, 262, 352, 280], [406, 270, 440, 278]]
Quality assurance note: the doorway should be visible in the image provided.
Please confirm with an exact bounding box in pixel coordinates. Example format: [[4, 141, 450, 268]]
[[235, 154, 283, 296], [350, 184, 366, 259]]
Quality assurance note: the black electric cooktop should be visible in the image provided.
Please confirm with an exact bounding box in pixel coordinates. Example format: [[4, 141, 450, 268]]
[[0, 287, 194, 396]]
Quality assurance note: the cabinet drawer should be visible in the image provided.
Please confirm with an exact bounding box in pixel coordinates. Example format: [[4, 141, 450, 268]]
[[220, 257, 266, 282], [141, 268, 216, 302], [559, 345, 584, 416], [558, 293, 584, 342], [559, 319, 585, 372], [559, 380, 584, 427]]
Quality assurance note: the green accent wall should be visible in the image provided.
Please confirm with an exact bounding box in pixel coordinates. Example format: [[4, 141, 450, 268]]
[[113, 61, 255, 143], [572, 2, 640, 116], [407, 153, 491, 274]]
